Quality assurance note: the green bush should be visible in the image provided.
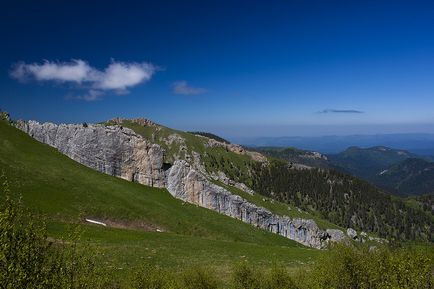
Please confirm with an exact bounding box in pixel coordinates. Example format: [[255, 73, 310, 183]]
[[231, 262, 263, 289], [0, 178, 55, 288], [297, 243, 433, 289], [132, 265, 219, 289], [262, 266, 298, 289], [0, 176, 107, 288], [180, 266, 219, 289], [231, 262, 298, 289]]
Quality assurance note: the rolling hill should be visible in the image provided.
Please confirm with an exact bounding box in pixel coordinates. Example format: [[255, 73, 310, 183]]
[[326, 146, 434, 196], [327, 146, 415, 180]]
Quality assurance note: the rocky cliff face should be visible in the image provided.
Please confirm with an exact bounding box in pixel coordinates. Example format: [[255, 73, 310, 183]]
[[15, 119, 346, 248], [167, 160, 338, 248], [15, 120, 168, 187]]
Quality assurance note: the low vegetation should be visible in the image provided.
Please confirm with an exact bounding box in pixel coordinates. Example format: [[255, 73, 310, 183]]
[[298, 243, 433, 289], [2, 184, 432, 288], [0, 177, 109, 288]]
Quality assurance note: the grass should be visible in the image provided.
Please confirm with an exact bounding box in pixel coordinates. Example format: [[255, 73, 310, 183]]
[[48, 222, 320, 284], [0, 120, 322, 284]]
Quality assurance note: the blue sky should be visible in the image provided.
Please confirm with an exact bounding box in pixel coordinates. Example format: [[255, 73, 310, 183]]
[[1, 0, 434, 137]]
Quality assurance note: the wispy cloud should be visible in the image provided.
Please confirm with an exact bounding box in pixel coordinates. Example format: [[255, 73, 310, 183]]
[[172, 80, 207, 95], [318, 109, 364, 114], [10, 59, 157, 101]]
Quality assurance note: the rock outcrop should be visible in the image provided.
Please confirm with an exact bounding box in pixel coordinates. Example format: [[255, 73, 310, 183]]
[[326, 229, 348, 243], [168, 160, 342, 248], [347, 228, 358, 240], [15, 120, 168, 187], [205, 138, 268, 162], [15, 119, 347, 249], [109, 117, 157, 127], [211, 171, 256, 195]]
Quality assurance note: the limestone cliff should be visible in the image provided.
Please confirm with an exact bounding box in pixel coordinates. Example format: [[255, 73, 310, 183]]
[[15, 119, 346, 248], [168, 160, 335, 248], [15, 120, 168, 187]]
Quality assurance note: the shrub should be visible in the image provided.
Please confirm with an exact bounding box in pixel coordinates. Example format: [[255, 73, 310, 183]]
[[297, 243, 433, 289], [231, 262, 298, 289], [0, 178, 56, 288], [181, 266, 219, 289], [0, 176, 106, 288], [262, 266, 298, 289], [231, 262, 263, 289]]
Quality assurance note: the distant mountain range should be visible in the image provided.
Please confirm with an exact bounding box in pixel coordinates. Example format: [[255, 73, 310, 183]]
[[328, 146, 417, 181], [256, 145, 434, 197], [234, 133, 434, 156], [327, 146, 434, 196]]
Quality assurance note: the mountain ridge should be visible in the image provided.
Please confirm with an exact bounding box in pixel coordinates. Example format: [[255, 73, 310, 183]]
[[10, 116, 431, 243], [13, 118, 346, 248]]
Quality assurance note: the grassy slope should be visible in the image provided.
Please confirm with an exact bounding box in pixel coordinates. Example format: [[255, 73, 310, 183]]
[[0, 120, 321, 283]]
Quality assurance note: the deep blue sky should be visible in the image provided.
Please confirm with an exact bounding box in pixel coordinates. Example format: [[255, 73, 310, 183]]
[[1, 0, 434, 137]]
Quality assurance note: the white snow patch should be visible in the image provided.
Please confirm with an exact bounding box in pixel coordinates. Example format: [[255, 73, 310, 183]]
[[85, 219, 107, 227]]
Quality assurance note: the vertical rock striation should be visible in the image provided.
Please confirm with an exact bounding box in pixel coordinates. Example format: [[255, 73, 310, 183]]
[[168, 160, 336, 248], [15, 120, 167, 187]]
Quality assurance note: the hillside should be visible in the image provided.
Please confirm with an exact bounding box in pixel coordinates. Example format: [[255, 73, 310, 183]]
[[68, 119, 434, 241], [6, 116, 432, 246], [375, 158, 434, 196], [203, 143, 431, 241], [0, 119, 324, 284], [326, 146, 434, 196], [1, 116, 433, 284], [327, 146, 415, 179], [14, 118, 347, 248]]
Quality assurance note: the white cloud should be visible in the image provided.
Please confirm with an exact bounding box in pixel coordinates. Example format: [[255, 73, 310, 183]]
[[172, 80, 207, 95], [11, 60, 94, 83], [96, 62, 156, 90], [10, 59, 157, 101]]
